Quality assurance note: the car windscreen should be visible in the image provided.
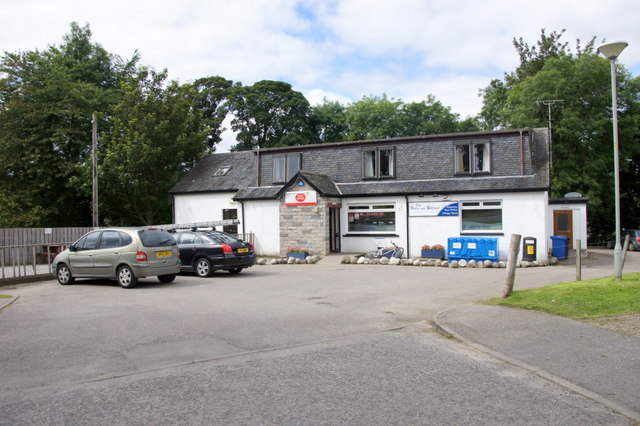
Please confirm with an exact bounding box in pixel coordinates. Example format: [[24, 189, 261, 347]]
[[138, 230, 176, 247]]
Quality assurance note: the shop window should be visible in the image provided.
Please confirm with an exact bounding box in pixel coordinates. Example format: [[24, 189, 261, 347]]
[[362, 147, 395, 179], [461, 200, 502, 232], [273, 153, 301, 183], [455, 141, 491, 174], [347, 204, 396, 233]]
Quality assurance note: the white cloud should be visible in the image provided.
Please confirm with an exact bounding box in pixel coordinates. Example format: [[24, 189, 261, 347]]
[[1, 0, 638, 131]]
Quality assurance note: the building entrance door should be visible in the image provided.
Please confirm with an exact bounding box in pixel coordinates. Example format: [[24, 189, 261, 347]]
[[553, 210, 573, 249], [329, 208, 341, 253]]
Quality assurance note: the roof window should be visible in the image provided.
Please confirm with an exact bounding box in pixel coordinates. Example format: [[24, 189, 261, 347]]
[[214, 166, 232, 177]]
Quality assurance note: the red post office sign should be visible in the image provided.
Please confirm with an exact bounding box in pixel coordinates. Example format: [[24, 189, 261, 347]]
[[285, 191, 317, 206]]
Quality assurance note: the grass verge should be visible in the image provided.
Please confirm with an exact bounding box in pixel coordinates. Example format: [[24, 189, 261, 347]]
[[486, 272, 640, 319], [0, 294, 13, 299]]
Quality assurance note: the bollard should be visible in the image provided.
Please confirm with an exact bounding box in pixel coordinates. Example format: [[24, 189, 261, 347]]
[[576, 239, 581, 281], [501, 234, 521, 299]]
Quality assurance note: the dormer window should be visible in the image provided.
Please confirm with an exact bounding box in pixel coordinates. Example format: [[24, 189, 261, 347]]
[[362, 147, 395, 179], [214, 166, 232, 176], [455, 140, 491, 174], [273, 153, 301, 183]]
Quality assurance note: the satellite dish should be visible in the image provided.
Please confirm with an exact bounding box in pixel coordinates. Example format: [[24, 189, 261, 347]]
[[564, 192, 582, 198]]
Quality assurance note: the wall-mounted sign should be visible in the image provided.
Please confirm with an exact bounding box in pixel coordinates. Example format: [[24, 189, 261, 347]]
[[285, 191, 317, 206], [409, 202, 459, 217]]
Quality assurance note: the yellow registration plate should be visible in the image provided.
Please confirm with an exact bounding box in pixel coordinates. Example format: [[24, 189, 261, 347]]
[[238, 248, 249, 253], [156, 250, 172, 258]]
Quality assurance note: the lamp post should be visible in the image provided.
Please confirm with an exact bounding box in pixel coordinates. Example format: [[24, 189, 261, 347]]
[[597, 41, 628, 280]]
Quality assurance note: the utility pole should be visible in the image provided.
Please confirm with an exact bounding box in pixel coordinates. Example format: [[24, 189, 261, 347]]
[[92, 113, 99, 228], [536, 99, 564, 169]]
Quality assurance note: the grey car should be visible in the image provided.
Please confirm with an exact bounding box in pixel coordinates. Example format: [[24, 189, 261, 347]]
[[53, 228, 181, 288], [606, 229, 640, 251]]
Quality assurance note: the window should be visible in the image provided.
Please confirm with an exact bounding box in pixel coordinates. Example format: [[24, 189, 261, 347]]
[[347, 204, 396, 233], [223, 208, 238, 234], [362, 147, 395, 179], [75, 231, 101, 251], [137, 230, 176, 247], [98, 230, 121, 249], [214, 166, 231, 176], [273, 153, 301, 183], [461, 200, 502, 232], [455, 141, 491, 174]]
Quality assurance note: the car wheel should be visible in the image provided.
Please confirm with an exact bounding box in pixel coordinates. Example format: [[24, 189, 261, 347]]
[[195, 258, 213, 277], [117, 265, 138, 288], [56, 264, 75, 285], [158, 274, 176, 283], [228, 268, 243, 274]]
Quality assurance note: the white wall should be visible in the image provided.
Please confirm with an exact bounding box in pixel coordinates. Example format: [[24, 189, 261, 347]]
[[241, 200, 280, 256], [547, 203, 589, 249], [407, 192, 549, 261], [173, 193, 238, 224], [174, 194, 281, 255]]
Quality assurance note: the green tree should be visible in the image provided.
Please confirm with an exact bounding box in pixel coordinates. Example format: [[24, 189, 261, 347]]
[[0, 22, 136, 227], [193, 76, 235, 147], [227, 80, 312, 150], [345, 94, 404, 140], [99, 69, 209, 225], [310, 99, 349, 143], [479, 29, 640, 238], [401, 95, 472, 135]]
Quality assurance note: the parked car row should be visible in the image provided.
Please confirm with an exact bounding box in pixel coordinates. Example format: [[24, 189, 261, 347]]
[[52, 228, 256, 288]]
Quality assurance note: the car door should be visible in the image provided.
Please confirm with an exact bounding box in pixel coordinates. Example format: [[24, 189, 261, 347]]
[[68, 231, 101, 275], [176, 233, 196, 268], [92, 230, 130, 277]]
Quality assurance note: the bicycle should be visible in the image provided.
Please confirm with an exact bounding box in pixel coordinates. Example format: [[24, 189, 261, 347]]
[[364, 240, 404, 259]]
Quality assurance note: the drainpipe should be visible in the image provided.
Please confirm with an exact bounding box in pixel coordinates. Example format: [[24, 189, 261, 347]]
[[255, 147, 261, 186], [405, 195, 410, 258], [519, 129, 525, 175], [239, 200, 246, 234]]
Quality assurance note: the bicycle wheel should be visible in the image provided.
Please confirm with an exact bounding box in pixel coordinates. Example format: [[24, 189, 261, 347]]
[[393, 248, 404, 258]]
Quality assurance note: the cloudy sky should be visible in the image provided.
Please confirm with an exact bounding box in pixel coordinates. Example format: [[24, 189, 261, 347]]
[[2, 0, 639, 151]]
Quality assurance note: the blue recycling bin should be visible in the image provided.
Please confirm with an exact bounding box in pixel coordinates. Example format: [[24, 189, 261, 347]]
[[550, 235, 569, 259], [447, 237, 498, 262]]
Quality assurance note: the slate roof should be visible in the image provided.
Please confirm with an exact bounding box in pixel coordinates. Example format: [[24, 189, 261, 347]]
[[337, 175, 548, 196], [172, 128, 550, 200], [234, 171, 341, 201], [169, 151, 255, 194]]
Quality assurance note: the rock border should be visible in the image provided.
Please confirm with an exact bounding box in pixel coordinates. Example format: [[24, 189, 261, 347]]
[[256, 255, 322, 265], [339, 256, 558, 268]]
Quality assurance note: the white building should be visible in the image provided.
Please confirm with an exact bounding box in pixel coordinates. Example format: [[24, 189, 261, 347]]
[[171, 128, 587, 261]]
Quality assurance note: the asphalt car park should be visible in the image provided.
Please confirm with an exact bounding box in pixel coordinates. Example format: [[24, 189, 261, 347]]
[[1, 250, 639, 424]]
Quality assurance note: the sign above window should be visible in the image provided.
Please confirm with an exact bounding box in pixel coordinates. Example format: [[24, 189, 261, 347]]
[[285, 191, 317, 206], [409, 202, 459, 217]]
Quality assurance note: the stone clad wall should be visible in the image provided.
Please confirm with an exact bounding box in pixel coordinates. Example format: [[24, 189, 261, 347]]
[[280, 195, 339, 256]]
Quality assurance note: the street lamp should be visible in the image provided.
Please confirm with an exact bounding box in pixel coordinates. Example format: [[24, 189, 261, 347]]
[[597, 41, 628, 280]]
